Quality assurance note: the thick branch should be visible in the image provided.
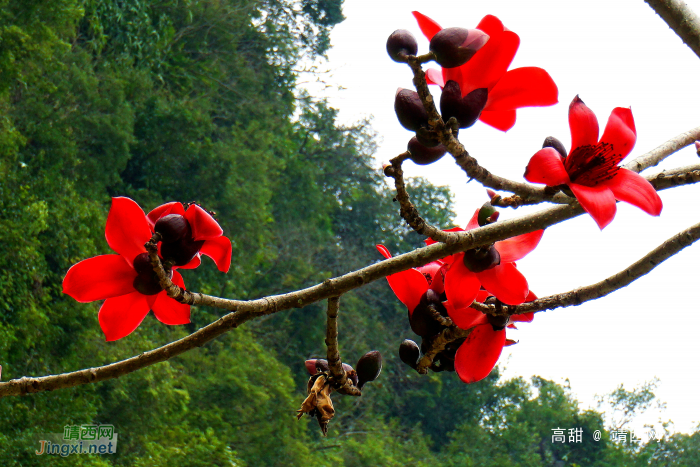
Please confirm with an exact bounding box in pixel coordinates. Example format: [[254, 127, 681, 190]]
[[1, 163, 698, 398], [325, 297, 361, 396], [645, 0, 700, 59], [624, 126, 700, 172]]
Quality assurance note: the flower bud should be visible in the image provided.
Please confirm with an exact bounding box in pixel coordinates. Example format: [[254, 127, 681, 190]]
[[487, 313, 510, 331], [356, 350, 382, 389], [407, 136, 447, 165], [477, 202, 498, 227], [695, 141, 700, 156], [463, 245, 500, 273], [131, 252, 163, 295], [386, 29, 418, 63], [305, 358, 330, 375], [154, 214, 192, 243], [394, 88, 428, 132], [440, 81, 488, 129], [161, 237, 205, 266], [430, 28, 489, 68], [342, 362, 359, 386], [409, 290, 447, 337], [543, 136, 568, 158], [399, 339, 420, 369]]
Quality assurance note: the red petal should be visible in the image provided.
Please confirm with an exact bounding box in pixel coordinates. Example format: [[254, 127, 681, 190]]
[[465, 209, 480, 230], [105, 197, 151, 265], [184, 205, 223, 241], [388, 269, 427, 314], [485, 67, 558, 112], [569, 96, 599, 149], [63, 255, 136, 303], [477, 263, 529, 305], [424, 227, 464, 246], [200, 236, 232, 272], [98, 292, 150, 341], [495, 230, 544, 263], [146, 202, 185, 229], [569, 182, 617, 229], [475, 290, 491, 302], [478, 109, 517, 132], [454, 326, 506, 383], [444, 258, 481, 309], [150, 272, 190, 325], [425, 68, 445, 87], [412, 11, 442, 40], [376, 244, 392, 259], [445, 302, 488, 329], [474, 15, 505, 37], [460, 30, 519, 95], [608, 168, 662, 216], [524, 148, 570, 186], [525, 290, 538, 301], [600, 107, 636, 161], [376, 245, 428, 312]]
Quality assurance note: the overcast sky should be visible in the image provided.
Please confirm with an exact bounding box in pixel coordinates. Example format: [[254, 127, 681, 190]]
[[303, 0, 700, 435]]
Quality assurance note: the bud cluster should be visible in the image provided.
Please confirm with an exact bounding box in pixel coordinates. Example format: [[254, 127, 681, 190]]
[[155, 213, 205, 266]]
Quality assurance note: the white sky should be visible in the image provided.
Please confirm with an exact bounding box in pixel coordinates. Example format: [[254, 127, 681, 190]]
[[305, 0, 700, 435]]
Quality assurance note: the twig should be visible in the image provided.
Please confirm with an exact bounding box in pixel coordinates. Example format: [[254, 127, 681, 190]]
[[324, 297, 359, 396], [645, 0, 700, 59], [624, 126, 700, 173], [384, 152, 457, 243]]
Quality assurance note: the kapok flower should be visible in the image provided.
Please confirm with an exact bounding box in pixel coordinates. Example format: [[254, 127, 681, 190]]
[[63, 197, 192, 341], [445, 290, 536, 383], [413, 11, 558, 131], [524, 96, 663, 229], [425, 208, 543, 308], [147, 202, 232, 272]]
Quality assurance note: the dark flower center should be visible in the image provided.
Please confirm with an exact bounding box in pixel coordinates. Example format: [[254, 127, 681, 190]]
[[565, 142, 623, 186]]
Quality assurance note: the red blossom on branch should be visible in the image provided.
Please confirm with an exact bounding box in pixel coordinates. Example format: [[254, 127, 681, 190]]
[[425, 209, 543, 308], [524, 96, 663, 229], [62, 197, 232, 341], [446, 290, 536, 383], [412, 11, 558, 131]]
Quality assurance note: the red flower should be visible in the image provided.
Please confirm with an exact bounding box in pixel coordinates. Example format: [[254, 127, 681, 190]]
[[63, 197, 192, 341], [445, 290, 536, 383], [425, 209, 543, 308], [413, 11, 558, 131], [524, 96, 663, 229], [147, 202, 232, 273], [375, 245, 445, 314]]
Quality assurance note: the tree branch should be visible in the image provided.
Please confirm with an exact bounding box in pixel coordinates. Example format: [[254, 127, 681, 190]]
[[415, 326, 471, 374], [1, 163, 698, 398], [624, 126, 700, 173], [645, 0, 700, 59], [325, 296, 361, 396]]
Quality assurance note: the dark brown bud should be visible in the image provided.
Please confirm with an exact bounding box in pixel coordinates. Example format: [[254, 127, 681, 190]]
[[440, 81, 488, 129], [356, 350, 382, 389], [399, 339, 420, 369], [154, 214, 192, 243], [131, 252, 163, 295], [463, 245, 500, 273], [394, 88, 428, 132], [430, 28, 489, 68], [407, 136, 446, 165], [487, 313, 510, 331], [342, 363, 358, 386], [386, 29, 418, 63], [543, 136, 568, 158], [409, 290, 447, 337], [161, 237, 205, 266]]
